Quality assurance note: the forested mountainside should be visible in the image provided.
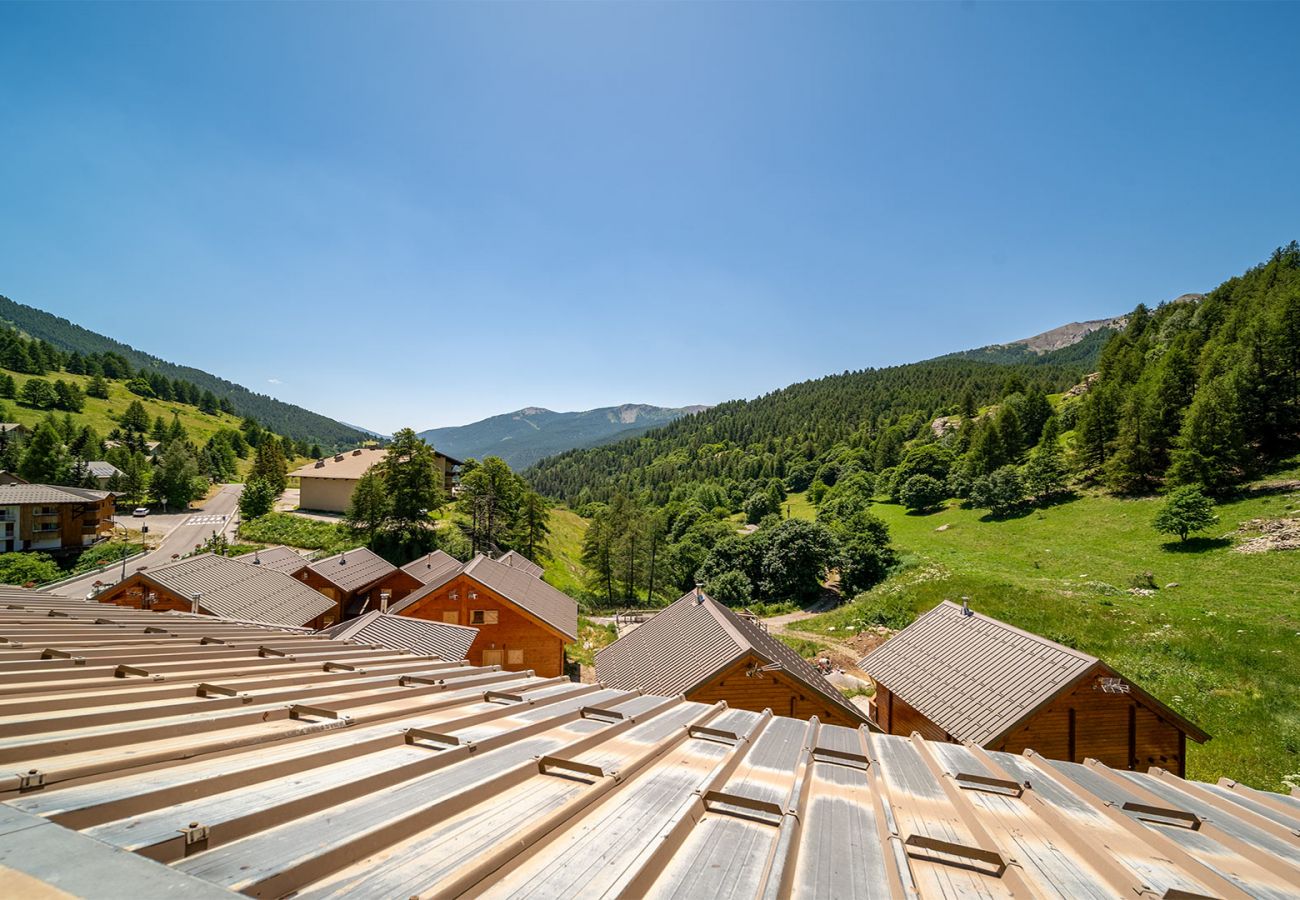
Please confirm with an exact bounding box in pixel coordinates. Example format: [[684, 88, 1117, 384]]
[[1079, 242, 1300, 493], [0, 294, 366, 448], [530, 244, 1298, 511], [419, 403, 707, 469], [528, 347, 1095, 507]]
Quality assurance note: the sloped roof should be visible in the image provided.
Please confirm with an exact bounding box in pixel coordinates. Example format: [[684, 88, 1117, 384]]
[[0, 592, 1295, 900], [497, 549, 544, 578], [860, 600, 1209, 745], [85, 461, 123, 479], [307, 547, 402, 594], [400, 549, 463, 585], [322, 610, 477, 660], [0, 482, 111, 504], [597, 590, 872, 726], [233, 545, 310, 575], [389, 553, 578, 640], [289, 447, 387, 481], [120, 553, 333, 627]]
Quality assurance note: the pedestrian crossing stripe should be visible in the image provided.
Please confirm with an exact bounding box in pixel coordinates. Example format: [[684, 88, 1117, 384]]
[[184, 515, 227, 526]]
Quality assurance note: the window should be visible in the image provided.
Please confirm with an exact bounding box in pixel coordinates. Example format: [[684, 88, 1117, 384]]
[[442, 611, 458, 624], [507, 649, 524, 665], [470, 610, 498, 625]]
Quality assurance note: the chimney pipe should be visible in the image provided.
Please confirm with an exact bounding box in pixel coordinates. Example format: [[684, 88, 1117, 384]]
[[380, 589, 391, 613], [961, 597, 972, 617], [192, 592, 202, 615]]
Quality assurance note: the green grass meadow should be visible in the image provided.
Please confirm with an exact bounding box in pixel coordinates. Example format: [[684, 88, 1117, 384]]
[[789, 489, 1300, 791]]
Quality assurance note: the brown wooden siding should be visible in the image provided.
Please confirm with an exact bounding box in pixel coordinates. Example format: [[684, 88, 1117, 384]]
[[296, 569, 419, 629], [873, 683, 950, 742], [996, 664, 1188, 776], [397, 573, 567, 678], [685, 653, 860, 727], [94, 576, 206, 615]]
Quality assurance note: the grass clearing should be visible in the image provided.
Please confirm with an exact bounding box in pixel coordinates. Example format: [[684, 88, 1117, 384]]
[[792, 489, 1300, 791], [237, 512, 362, 556], [544, 507, 591, 602]]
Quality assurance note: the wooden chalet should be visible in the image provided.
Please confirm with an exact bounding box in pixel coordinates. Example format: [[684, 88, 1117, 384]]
[[92, 552, 334, 628], [596, 589, 874, 727], [389, 553, 577, 678], [860, 600, 1210, 776], [296, 547, 422, 628], [0, 482, 115, 553]]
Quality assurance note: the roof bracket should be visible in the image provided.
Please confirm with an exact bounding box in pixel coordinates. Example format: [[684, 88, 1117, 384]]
[[143, 626, 172, 634], [179, 822, 209, 854], [259, 646, 296, 660], [579, 706, 626, 724], [687, 724, 741, 746], [811, 746, 871, 770], [538, 755, 611, 782], [399, 674, 445, 687], [404, 727, 469, 750], [200, 636, 228, 645], [196, 683, 251, 702], [323, 661, 364, 673], [289, 704, 352, 724], [955, 772, 1025, 797], [484, 690, 532, 705], [1120, 801, 1202, 830], [1161, 890, 1220, 900], [701, 790, 786, 827], [114, 664, 163, 681], [40, 648, 86, 665], [16, 769, 45, 792], [47, 609, 70, 618], [904, 834, 1006, 875]]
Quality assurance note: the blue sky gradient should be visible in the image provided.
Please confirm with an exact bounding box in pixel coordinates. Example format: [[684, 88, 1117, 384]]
[[1, 2, 1298, 432]]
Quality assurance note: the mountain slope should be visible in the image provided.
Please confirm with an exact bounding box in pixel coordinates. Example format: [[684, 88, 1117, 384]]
[[0, 294, 365, 448], [419, 403, 707, 469], [527, 340, 1101, 505]]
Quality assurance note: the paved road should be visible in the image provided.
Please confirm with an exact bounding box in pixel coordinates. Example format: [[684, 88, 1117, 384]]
[[47, 483, 244, 599]]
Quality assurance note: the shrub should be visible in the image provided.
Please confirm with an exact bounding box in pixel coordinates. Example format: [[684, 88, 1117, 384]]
[[900, 474, 946, 512], [706, 569, 752, 606], [969, 465, 1026, 516], [1153, 485, 1218, 542], [0, 552, 61, 586]]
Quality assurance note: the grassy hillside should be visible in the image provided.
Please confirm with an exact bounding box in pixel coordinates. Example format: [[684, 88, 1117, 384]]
[[786, 484, 1300, 792], [542, 507, 590, 600], [2, 368, 245, 448]]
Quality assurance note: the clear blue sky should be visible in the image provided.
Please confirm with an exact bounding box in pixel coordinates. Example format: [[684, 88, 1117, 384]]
[[2, 3, 1298, 433]]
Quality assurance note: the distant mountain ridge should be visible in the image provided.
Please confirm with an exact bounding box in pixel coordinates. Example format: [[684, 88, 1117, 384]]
[[418, 403, 708, 469], [0, 293, 367, 448]]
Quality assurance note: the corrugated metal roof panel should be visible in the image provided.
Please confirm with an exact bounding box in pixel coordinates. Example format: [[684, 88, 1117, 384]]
[[321, 611, 477, 660], [121, 554, 333, 627], [0, 592, 1295, 899]]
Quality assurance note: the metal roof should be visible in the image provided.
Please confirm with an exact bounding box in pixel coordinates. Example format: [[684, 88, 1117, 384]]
[[232, 545, 311, 575], [400, 549, 464, 585], [597, 589, 873, 727], [289, 448, 460, 481], [0, 591, 1296, 899], [859, 600, 1210, 745], [322, 610, 477, 660], [85, 461, 123, 479], [0, 482, 112, 505], [496, 550, 544, 578], [118, 553, 334, 628], [307, 547, 403, 595], [390, 554, 579, 640]]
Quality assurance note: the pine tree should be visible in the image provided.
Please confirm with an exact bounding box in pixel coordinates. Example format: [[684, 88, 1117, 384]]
[[250, 437, 288, 495], [121, 400, 150, 434], [345, 469, 391, 542], [18, 422, 70, 484], [1023, 417, 1067, 501]]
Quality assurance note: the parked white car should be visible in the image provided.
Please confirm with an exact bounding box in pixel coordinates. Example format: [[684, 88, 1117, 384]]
[[131, 507, 150, 517]]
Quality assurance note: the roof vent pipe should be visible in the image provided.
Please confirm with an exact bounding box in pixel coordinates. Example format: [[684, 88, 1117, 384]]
[[961, 598, 972, 617], [694, 583, 704, 605], [192, 592, 202, 614]]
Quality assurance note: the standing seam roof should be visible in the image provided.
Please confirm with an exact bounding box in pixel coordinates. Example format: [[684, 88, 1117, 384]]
[[321, 610, 477, 660], [596, 590, 874, 727], [859, 600, 1207, 745], [121, 553, 333, 628]]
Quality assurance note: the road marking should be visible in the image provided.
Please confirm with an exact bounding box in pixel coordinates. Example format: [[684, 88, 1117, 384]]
[[183, 515, 227, 526]]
